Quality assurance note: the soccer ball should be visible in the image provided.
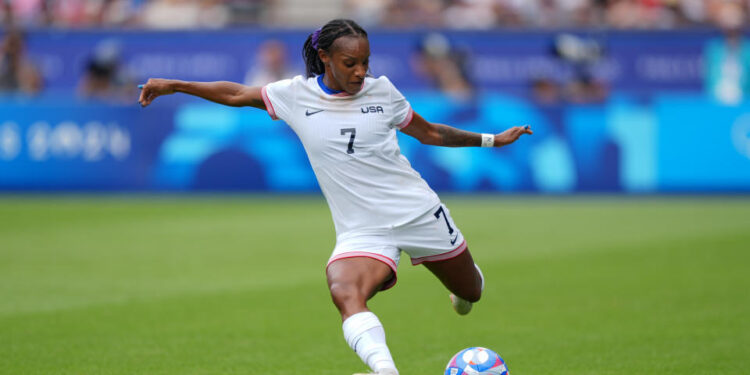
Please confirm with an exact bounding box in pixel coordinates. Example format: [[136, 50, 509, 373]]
[[444, 347, 509, 375]]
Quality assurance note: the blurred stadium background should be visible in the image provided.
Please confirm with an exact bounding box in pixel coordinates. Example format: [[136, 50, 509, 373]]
[[1, 1, 749, 375]]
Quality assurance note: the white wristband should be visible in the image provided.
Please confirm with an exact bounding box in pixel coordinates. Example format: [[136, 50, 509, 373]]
[[481, 133, 495, 148]]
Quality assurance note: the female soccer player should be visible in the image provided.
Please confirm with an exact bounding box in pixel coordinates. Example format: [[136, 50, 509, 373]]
[[138, 19, 532, 375]]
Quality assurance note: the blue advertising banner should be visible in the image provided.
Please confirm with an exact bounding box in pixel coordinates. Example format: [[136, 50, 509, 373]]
[[654, 95, 750, 191], [2, 93, 749, 192], [0, 98, 173, 190]]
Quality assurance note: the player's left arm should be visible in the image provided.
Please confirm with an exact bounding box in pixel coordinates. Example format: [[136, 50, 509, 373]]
[[401, 111, 533, 147]]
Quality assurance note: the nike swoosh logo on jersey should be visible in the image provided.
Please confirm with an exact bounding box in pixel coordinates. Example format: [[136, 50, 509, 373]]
[[450, 234, 458, 245], [306, 109, 324, 116]]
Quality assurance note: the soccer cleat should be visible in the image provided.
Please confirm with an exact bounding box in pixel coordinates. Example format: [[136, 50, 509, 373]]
[[450, 293, 473, 315]]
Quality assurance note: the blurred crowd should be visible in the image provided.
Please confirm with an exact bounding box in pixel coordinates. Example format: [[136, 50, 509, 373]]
[[348, 0, 750, 29], [0, 0, 266, 29], [1, 0, 749, 105], [0, 0, 748, 29]]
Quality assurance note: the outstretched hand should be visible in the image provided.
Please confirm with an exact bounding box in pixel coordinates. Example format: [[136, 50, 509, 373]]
[[495, 125, 533, 147], [137, 78, 175, 107]]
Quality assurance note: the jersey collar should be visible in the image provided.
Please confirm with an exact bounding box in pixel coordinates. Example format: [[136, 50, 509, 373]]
[[317, 74, 348, 96]]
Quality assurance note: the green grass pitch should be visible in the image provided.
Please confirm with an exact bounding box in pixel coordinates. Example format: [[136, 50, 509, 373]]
[[1, 196, 748, 374]]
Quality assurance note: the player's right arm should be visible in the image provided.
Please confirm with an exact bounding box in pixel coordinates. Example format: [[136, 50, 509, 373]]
[[138, 78, 266, 110]]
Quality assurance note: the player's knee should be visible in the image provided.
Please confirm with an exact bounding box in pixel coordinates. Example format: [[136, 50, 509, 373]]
[[328, 281, 366, 308], [466, 288, 482, 302], [465, 264, 484, 303], [457, 283, 482, 303], [464, 287, 482, 303]]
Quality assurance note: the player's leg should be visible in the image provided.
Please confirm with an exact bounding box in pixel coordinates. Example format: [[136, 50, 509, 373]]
[[327, 256, 393, 319], [422, 247, 484, 306], [398, 203, 484, 315], [327, 257, 399, 375]]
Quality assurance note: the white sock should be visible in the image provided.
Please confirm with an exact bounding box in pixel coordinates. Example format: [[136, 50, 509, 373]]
[[342, 311, 398, 374], [475, 263, 485, 291]]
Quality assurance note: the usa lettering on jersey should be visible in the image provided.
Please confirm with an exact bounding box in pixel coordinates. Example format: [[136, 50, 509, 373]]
[[361, 105, 384, 114]]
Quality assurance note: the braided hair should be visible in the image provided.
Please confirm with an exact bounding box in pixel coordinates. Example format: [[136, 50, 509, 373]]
[[302, 19, 368, 78]]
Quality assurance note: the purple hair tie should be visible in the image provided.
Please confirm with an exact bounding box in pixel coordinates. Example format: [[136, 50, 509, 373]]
[[311, 28, 322, 49]]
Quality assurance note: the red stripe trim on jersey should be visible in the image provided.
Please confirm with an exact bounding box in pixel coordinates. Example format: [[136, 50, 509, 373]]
[[327, 251, 398, 290], [410, 240, 468, 265], [261, 86, 278, 120], [397, 107, 415, 130]]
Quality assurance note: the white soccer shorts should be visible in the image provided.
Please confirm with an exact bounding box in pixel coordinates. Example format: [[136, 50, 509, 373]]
[[326, 203, 467, 290]]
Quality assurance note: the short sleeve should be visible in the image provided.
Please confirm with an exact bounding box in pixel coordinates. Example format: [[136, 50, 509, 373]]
[[261, 77, 298, 121], [386, 78, 414, 130]]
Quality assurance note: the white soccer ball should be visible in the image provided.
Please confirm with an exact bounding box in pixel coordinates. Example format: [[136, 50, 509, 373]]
[[444, 347, 509, 375]]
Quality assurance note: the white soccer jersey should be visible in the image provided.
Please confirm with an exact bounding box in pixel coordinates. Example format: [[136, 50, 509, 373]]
[[261, 74, 441, 235]]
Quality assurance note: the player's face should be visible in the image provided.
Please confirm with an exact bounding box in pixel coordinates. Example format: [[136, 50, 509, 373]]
[[320, 36, 370, 95]]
